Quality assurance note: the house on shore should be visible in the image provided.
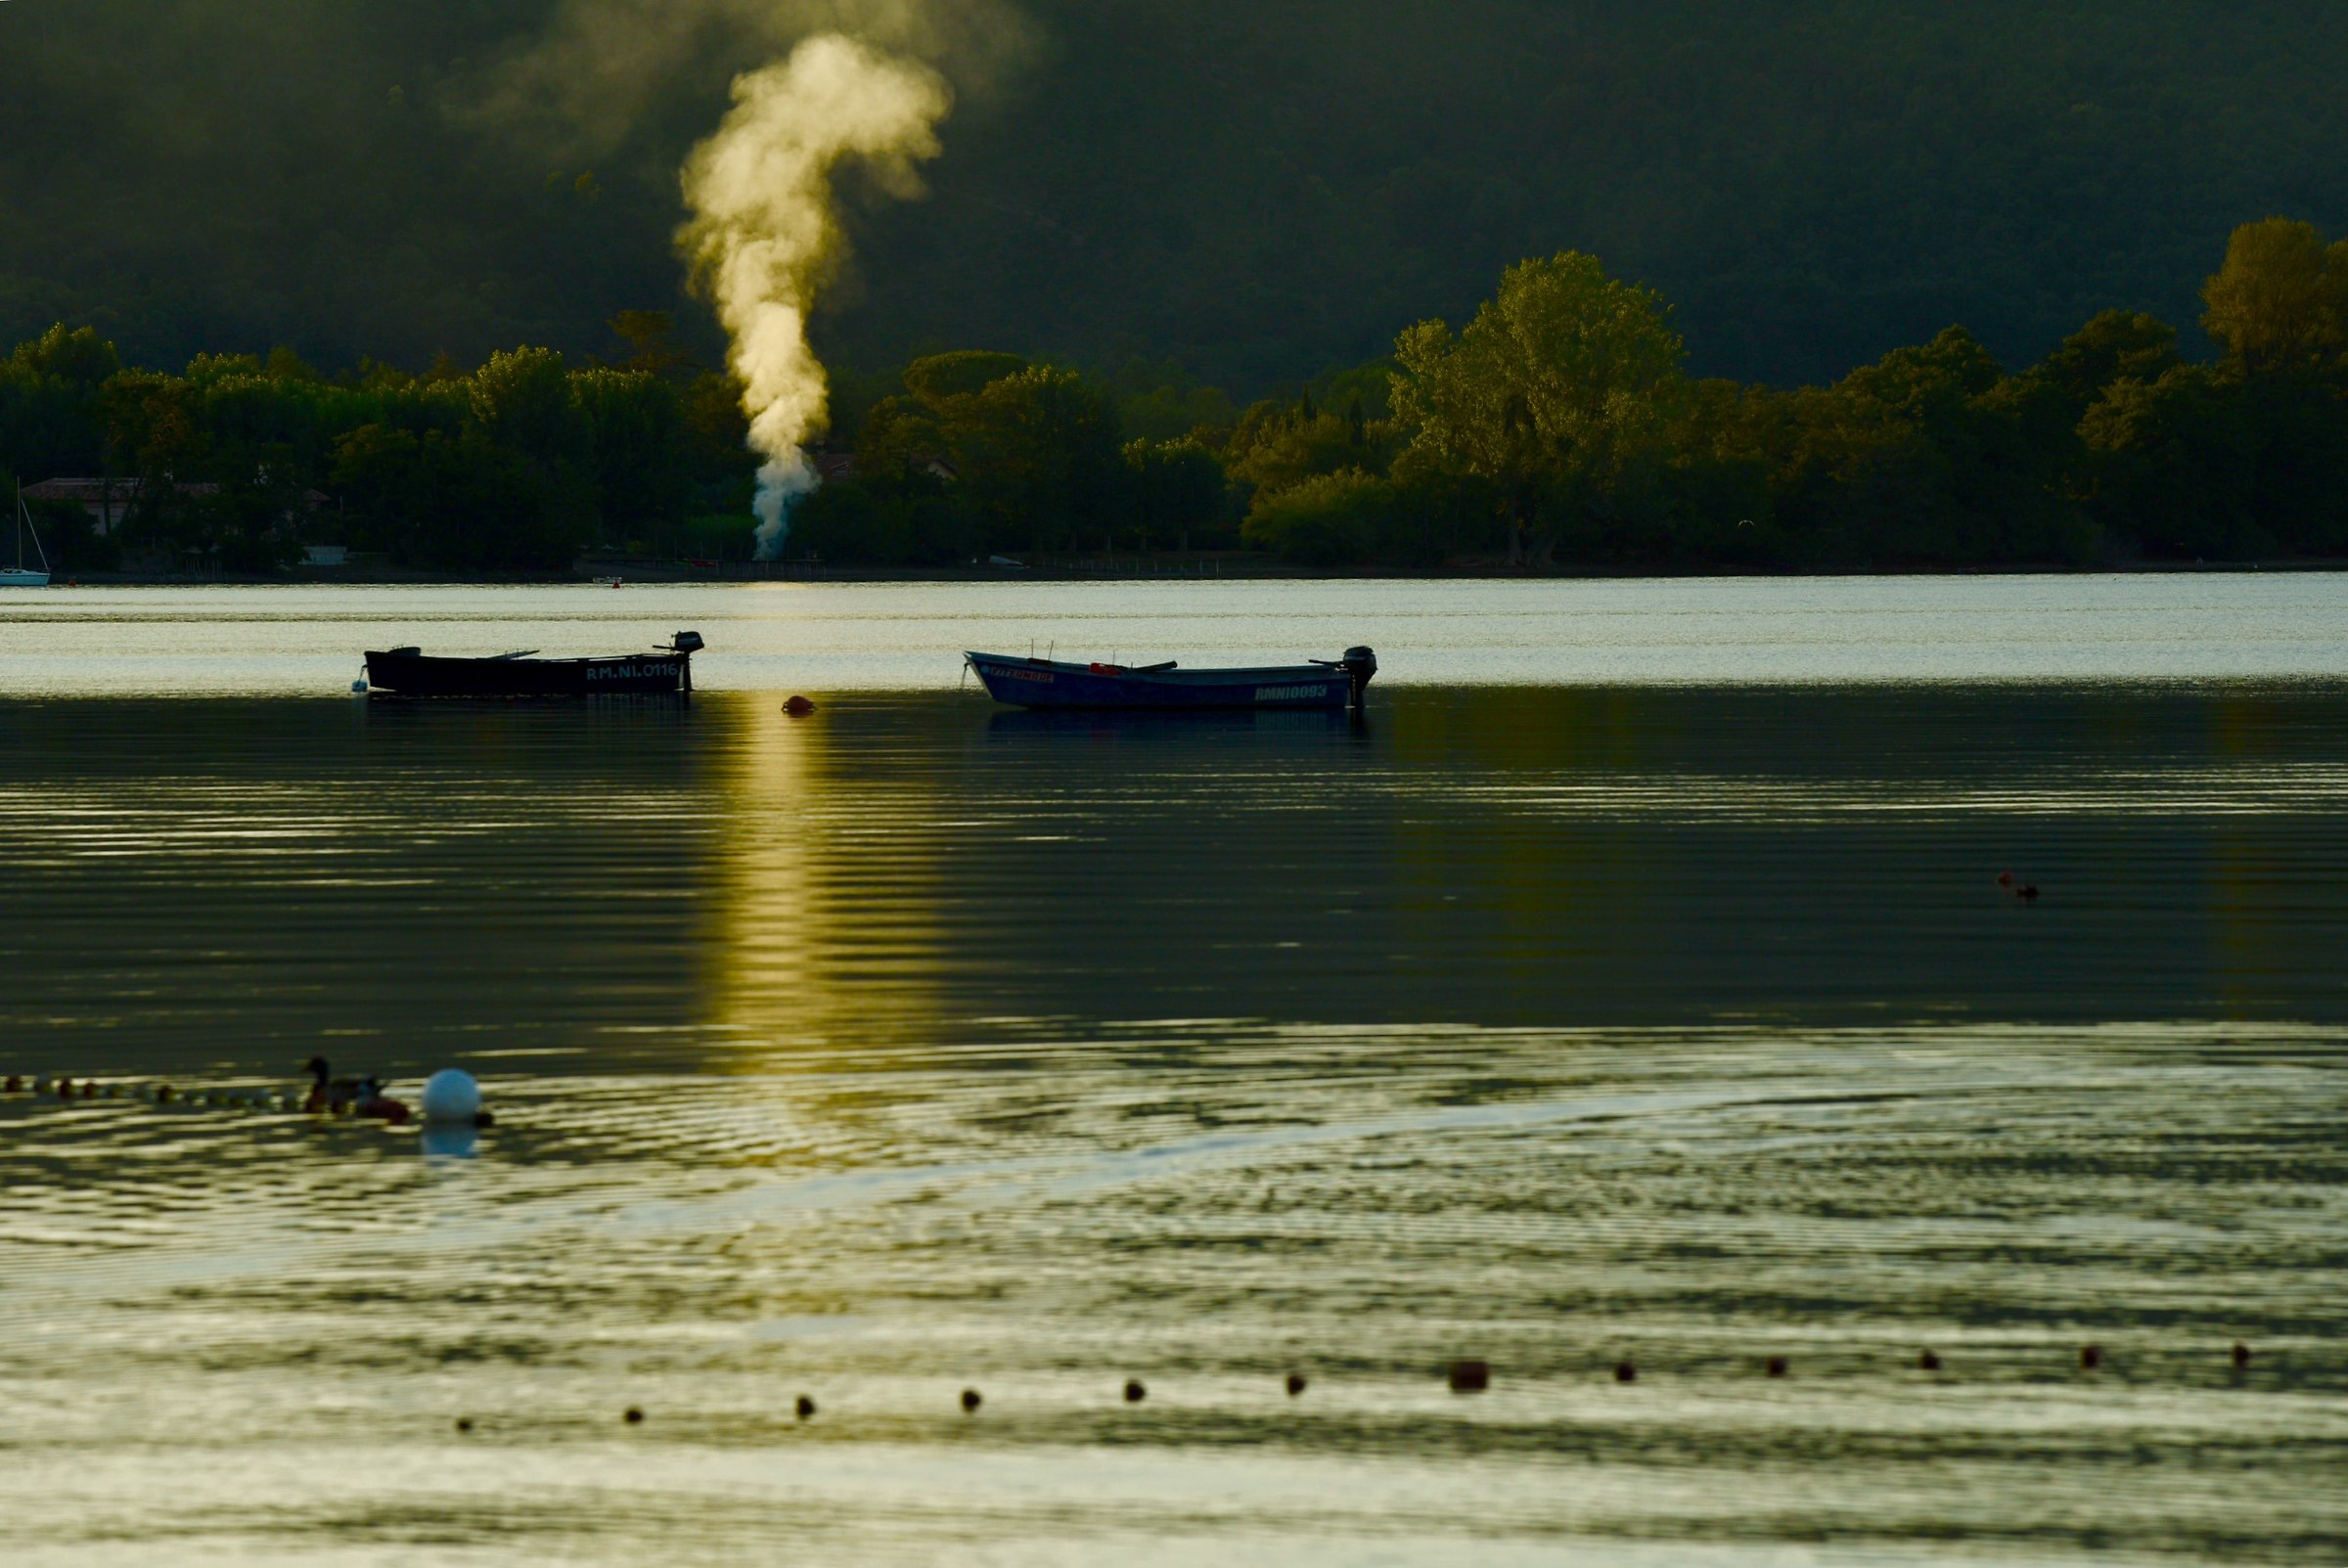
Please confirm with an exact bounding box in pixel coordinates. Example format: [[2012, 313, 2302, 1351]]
[[24, 477, 337, 536], [22, 477, 146, 535], [810, 451, 958, 485]]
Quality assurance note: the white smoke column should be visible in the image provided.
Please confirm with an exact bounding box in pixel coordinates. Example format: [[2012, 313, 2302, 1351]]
[[679, 34, 950, 559]]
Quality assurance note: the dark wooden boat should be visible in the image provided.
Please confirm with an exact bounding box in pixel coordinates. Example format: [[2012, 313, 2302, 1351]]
[[966, 647, 1376, 710], [365, 632, 701, 697]]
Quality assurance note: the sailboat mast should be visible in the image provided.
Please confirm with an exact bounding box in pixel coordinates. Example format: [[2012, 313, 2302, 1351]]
[[11, 476, 51, 575]]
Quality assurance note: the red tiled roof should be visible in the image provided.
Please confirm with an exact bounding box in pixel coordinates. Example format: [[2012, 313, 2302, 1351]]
[[24, 478, 148, 501], [24, 478, 330, 504]]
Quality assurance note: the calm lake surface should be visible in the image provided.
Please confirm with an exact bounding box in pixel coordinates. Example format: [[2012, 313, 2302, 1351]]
[[4, 577, 2346, 1566]]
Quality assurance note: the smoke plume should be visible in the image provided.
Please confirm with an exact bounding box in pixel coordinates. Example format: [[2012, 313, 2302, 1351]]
[[464, 1, 1020, 157], [677, 34, 951, 559]]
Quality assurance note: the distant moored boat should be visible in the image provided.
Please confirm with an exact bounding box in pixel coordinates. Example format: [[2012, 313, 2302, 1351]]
[[364, 632, 702, 697], [965, 647, 1377, 710], [3, 481, 52, 588]]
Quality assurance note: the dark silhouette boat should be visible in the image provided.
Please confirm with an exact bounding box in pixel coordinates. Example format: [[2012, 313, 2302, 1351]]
[[365, 632, 702, 697], [966, 647, 1376, 710]]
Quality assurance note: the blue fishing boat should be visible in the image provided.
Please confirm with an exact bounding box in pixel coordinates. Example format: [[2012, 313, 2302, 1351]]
[[965, 647, 1376, 711]]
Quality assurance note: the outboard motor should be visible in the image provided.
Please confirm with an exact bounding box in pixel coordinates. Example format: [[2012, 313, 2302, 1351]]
[[1340, 646, 1377, 709], [669, 630, 703, 694]]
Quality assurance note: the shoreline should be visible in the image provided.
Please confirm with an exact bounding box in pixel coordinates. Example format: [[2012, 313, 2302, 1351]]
[[30, 554, 2348, 588]]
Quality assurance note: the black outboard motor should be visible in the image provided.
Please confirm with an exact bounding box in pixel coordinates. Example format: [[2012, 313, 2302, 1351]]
[[670, 631, 703, 694], [1340, 646, 1377, 708]]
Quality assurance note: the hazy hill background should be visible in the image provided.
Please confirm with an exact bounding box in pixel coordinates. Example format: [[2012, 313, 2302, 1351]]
[[5, 1, 2345, 390]]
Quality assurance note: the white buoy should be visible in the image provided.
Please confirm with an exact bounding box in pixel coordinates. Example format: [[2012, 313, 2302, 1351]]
[[420, 1069, 482, 1124]]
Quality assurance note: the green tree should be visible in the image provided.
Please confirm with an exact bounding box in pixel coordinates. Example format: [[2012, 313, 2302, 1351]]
[[853, 394, 950, 483], [679, 371, 756, 511], [1241, 468, 1396, 565], [2202, 219, 2348, 378], [946, 365, 1122, 552], [573, 368, 688, 544], [9, 324, 121, 387], [903, 351, 1029, 409], [2025, 310, 2182, 419], [1122, 436, 1230, 548], [1, 325, 116, 477], [332, 422, 580, 571], [1392, 252, 1686, 563], [471, 347, 587, 469], [2080, 366, 2264, 560]]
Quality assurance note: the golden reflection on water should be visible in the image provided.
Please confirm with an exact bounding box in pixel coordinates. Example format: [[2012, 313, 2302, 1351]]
[[704, 694, 954, 1073]]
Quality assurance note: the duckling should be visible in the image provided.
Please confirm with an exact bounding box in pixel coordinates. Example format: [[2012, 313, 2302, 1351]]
[[354, 1077, 413, 1127]]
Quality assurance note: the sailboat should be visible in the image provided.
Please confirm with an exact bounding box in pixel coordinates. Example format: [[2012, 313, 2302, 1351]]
[[5, 480, 52, 588]]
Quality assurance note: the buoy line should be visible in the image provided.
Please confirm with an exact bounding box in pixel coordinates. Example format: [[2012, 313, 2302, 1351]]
[[0, 1070, 495, 1129], [447, 1343, 2278, 1432]]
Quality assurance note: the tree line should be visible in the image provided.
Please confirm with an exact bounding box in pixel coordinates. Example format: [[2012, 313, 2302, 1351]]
[[0, 314, 758, 572], [5, 218, 2345, 574], [812, 216, 2348, 570]]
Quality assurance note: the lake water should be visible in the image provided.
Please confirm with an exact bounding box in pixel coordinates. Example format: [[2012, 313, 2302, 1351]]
[[3, 577, 2346, 1566]]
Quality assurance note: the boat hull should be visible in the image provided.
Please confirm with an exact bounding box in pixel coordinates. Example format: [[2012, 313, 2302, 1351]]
[[0, 568, 49, 588], [364, 650, 690, 697], [967, 651, 1352, 711]]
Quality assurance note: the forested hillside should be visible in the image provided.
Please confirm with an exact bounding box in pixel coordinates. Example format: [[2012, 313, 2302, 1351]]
[[4, 2, 2345, 390], [13, 221, 2344, 575]]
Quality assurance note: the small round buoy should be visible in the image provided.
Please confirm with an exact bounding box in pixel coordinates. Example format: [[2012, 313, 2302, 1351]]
[[784, 695, 816, 717], [1122, 1379, 1146, 1405], [1286, 1371, 1307, 1397], [2079, 1344, 2101, 1370], [623, 1407, 644, 1425], [1446, 1360, 1489, 1394], [2232, 1342, 2252, 1368], [1996, 872, 2014, 888], [1613, 1360, 1638, 1384], [351, 680, 368, 694], [420, 1069, 482, 1124], [1919, 1349, 1943, 1371], [55, 1077, 74, 1098], [961, 1388, 981, 1412], [795, 1395, 816, 1420], [456, 1416, 474, 1433], [1765, 1356, 1788, 1378]]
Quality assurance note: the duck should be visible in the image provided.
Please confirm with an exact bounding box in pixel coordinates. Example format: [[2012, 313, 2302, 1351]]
[[301, 1056, 367, 1114]]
